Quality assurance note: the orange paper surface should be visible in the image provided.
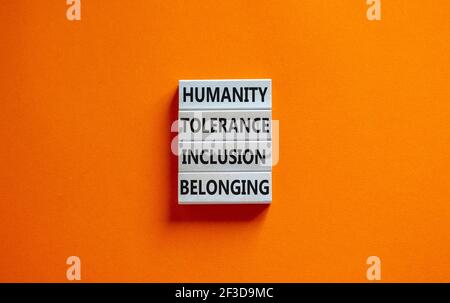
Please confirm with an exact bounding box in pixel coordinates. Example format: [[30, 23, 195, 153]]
[[0, 1, 449, 282]]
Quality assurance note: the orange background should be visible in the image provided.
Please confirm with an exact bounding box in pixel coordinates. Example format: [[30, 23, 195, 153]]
[[0, 1, 449, 282]]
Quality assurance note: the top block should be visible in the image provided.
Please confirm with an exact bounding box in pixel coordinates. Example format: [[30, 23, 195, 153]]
[[179, 79, 272, 110]]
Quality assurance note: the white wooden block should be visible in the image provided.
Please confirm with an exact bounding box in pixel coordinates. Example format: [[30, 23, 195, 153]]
[[178, 110, 271, 141], [177, 79, 273, 205], [179, 79, 272, 110], [179, 141, 272, 172], [178, 172, 272, 204]]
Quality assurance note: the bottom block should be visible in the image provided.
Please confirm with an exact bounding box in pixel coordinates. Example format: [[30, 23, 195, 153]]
[[178, 172, 272, 204]]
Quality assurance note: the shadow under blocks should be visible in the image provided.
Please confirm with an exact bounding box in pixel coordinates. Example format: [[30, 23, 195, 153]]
[[167, 87, 269, 222]]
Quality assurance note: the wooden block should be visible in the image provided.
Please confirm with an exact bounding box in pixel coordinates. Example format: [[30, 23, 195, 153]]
[[179, 79, 272, 110], [177, 79, 273, 205], [179, 141, 272, 172], [178, 172, 272, 204], [178, 110, 271, 141]]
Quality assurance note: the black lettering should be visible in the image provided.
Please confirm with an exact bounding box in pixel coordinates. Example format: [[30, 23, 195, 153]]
[[232, 87, 243, 102], [207, 87, 220, 102], [221, 87, 231, 102], [183, 87, 193, 102], [194, 87, 205, 102], [248, 87, 257, 101], [206, 180, 217, 195], [255, 149, 265, 164], [259, 87, 268, 102], [180, 180, 189, 195], [219, 179, 229, 194], [259, 180, 270, 195], [247, 179, 257, 194], [231, 180, 240, 195]]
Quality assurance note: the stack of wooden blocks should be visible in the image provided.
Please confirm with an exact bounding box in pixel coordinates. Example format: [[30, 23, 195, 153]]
[[178, 79, 272, 204]]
